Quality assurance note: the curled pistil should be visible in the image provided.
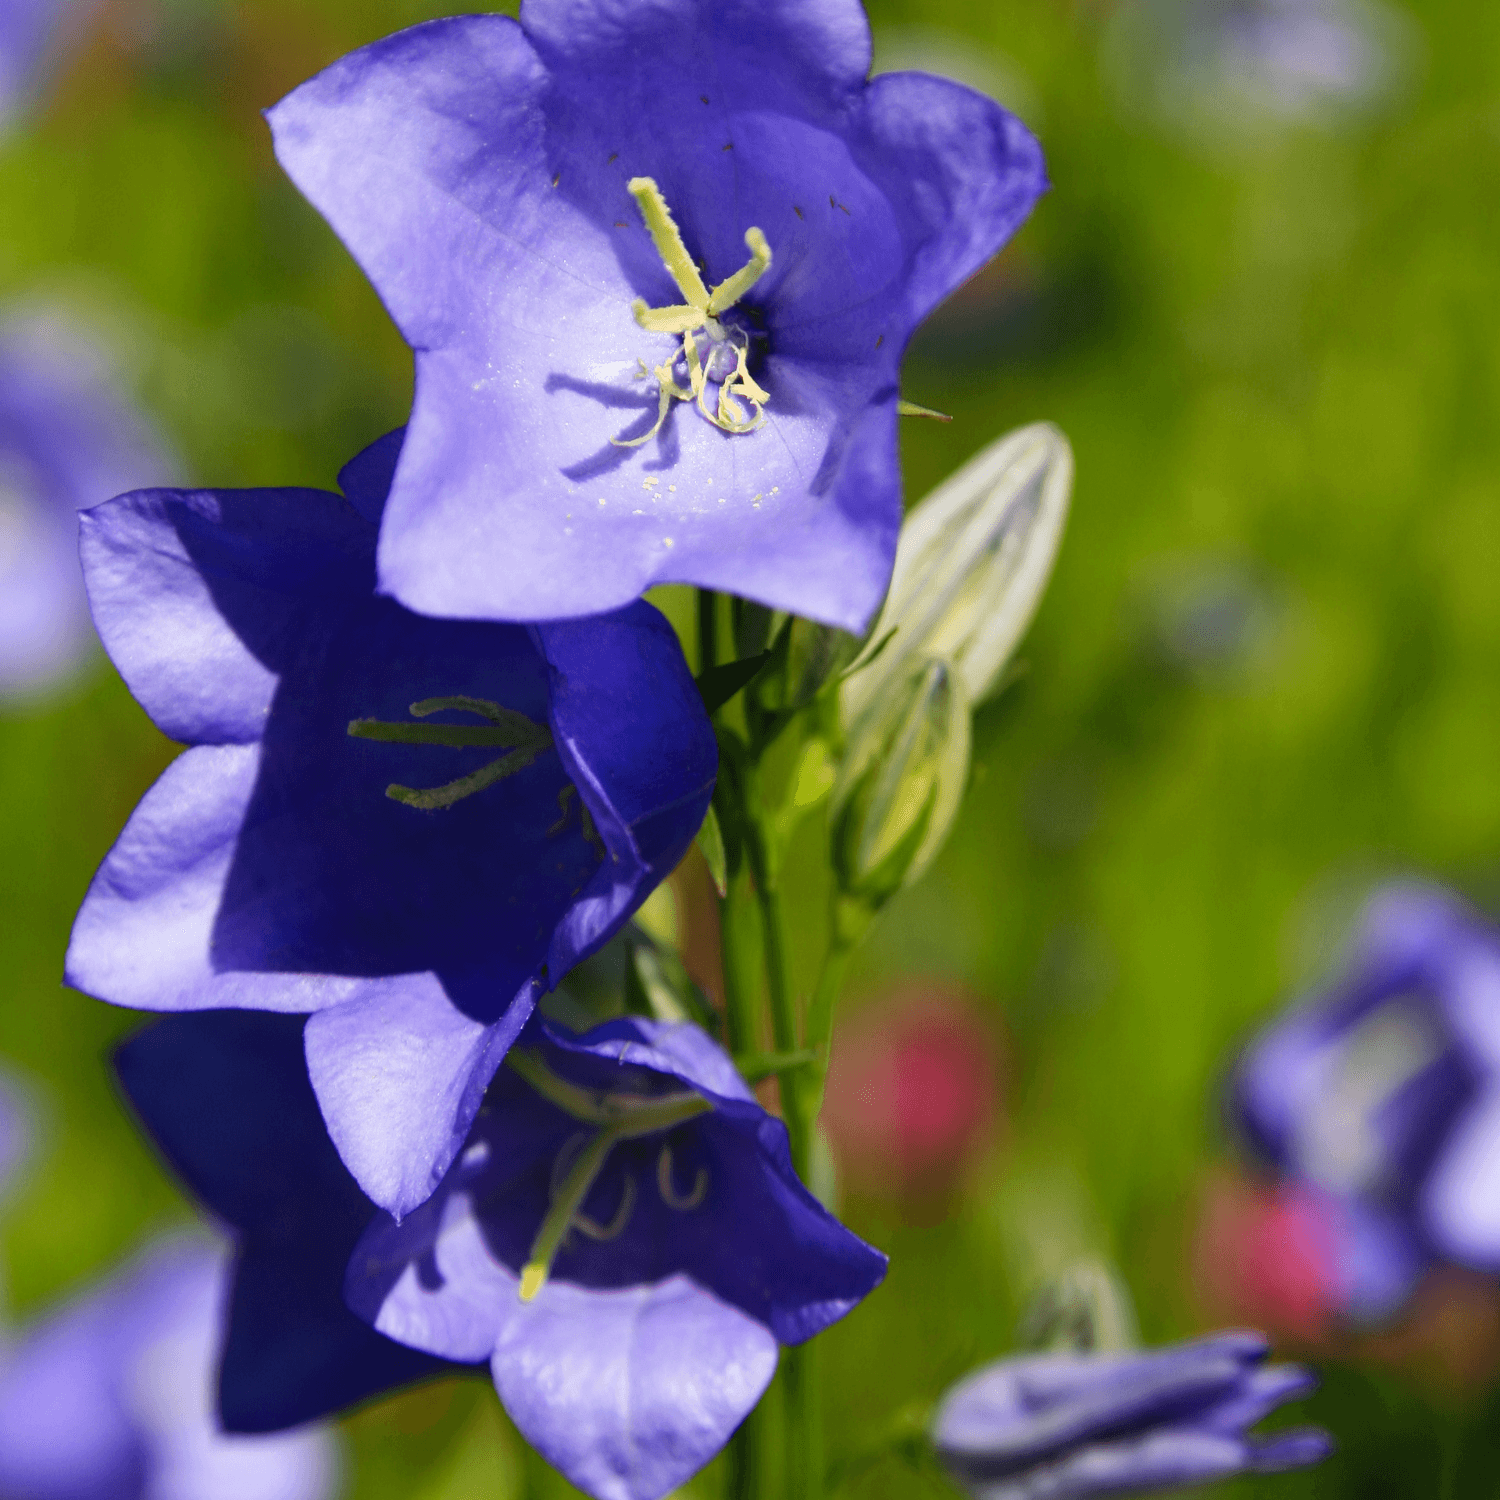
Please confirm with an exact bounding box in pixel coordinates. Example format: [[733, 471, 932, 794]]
[[613, 176, 772, 448]]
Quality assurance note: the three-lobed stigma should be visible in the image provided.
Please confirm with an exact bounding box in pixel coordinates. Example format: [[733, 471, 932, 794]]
[[613, 176, 772, 448], [347, 695, 553, 811], [506, 1048, 715, 1302]]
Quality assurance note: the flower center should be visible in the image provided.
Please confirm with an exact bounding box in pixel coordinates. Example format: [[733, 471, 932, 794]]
[[346, 694, 553, 811], [612, 176, 773, 449], [506, 1047, 714, 1300]]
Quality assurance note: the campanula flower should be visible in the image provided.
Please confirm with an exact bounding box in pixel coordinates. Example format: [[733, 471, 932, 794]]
[[267, 0, 1047, 632], [1231, 883, 1500, 1322], [932, 1332, 1331, 1500], [0, 1234, 340, 1500], [67, 430, 717, 1218], [118, 1009, 887, 1500], [0, 311, 174, 699], [348, 1012, 887, 1500]]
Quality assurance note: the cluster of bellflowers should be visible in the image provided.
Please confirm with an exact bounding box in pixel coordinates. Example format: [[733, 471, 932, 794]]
[[28, 1, 1336, 1497]]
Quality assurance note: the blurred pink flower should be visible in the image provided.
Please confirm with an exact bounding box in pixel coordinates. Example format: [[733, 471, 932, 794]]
[[822, 983, 1001, 1208]]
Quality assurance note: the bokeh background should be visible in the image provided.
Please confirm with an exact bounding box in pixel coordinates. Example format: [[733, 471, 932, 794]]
[[1, 0, 1497, 1495]]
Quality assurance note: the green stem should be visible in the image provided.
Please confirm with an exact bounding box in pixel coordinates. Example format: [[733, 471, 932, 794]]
[[719, 867, 761, 1057], [796, 932, 855, 1126], [698, 587, 719, 675], [754, 878, 809, 1174], [783, 1342, 822, 1500]]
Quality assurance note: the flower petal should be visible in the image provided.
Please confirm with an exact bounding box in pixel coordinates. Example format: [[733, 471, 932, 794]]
[[304, 976, 537, 1218], [491, 1275, 777, 1500], [79, 486, 372, 745]]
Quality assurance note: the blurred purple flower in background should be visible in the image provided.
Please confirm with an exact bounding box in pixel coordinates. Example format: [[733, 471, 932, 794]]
[[118, 1008, 885, 1500], [932, 1332, 1331, 1500], [1106, 0, 1405, 133], [0, 1234, 339, 1500], [0, 311, 174, 700], [0, 0, 85, 126], [1232, 883, 1500, 1323], [267, 0, 1047, 630], [66, 431, 717, 1219]]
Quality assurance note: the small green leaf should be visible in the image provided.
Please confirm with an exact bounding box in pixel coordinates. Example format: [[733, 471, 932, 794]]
[[696, 804, 728, 897], [695, 649, 773, 714], [733, 1049, 817, 1085]]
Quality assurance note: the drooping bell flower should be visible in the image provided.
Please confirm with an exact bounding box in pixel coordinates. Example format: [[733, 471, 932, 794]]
[[67, 429, 717, 1217], [118, 1008, 887, 1500], [0, 311, 174, 699], [932, 1332, 1331, 1500], [267, 0, 1048, 631], [1231, 883, 1500, 1322], [0, 1234, 340, 1500]]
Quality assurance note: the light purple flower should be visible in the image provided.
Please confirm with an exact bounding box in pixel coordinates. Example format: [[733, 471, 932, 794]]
[[1232, 882, 1500, 1321], [0, 1237, 339, 1500], [267, 0, 1047, 631], [0, 311, 174, 699], [932, 1332, 1330, 1500]]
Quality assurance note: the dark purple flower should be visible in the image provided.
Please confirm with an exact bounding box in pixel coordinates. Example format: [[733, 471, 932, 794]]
[[0, 311, 174, 698], [1232, 883, 1500, 1321], [932, 1332, 1331, 1500], [267, 0, 1047, 632], [0, 1234, 339, 1500], [118, 1009, 887, 1500], [66, 430, 717, 1218]]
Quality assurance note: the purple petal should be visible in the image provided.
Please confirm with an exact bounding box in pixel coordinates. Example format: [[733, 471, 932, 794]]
[[1249, 1426, 1336, 1472], [304, 978, 536, 1217], [492, 1275, 776, 1500], [79, 485, 371, 744], [1423, 1086, 1500, 1266], [535, 606, 717, 977]]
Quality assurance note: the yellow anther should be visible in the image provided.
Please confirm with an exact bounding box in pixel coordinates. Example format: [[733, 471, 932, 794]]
[[519, 1263, 547, 1302], [627, 177, 710, 310]]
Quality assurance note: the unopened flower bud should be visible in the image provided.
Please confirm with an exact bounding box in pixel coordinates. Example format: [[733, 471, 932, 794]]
[[830, 657, 970, 912], [843, 422, 1071, 726]]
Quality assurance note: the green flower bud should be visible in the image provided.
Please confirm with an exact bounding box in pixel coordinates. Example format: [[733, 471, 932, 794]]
[[830, 657, 971, 912], [844, 422, 1071, 726]]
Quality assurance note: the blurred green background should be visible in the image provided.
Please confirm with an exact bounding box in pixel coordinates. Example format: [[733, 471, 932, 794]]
[[2, 0, 1498, 1496]]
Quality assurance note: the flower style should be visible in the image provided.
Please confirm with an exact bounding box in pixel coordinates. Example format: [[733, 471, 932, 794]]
[[0, 310, 174, 698], [0, 1234, 339, 1500], [267, 0, 1047, 631], [66, 429, 717, 1218], [1231, 883, 1500, 1322], [117, 1008, 888, 1500], [931, 1332, 1331, 1500]]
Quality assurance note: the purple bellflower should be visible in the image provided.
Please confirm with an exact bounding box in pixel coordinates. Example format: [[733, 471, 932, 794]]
[[267, 0, 1048, 633], [1232, 882, 1500, 1322], [0, 1235, 339, 1500], [0, 311, 174, 698], [932, 1332, 1331, 1500], [118, 1008, 888, 1500], [66, 430, 717, 1219]]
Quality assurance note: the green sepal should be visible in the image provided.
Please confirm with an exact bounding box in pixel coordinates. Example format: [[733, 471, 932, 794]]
[[695, 650, 773, 715], [696, 804, 728, 898]]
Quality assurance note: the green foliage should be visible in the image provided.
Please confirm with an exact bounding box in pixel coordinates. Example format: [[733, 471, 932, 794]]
[[1, 0, 1497, 1497]]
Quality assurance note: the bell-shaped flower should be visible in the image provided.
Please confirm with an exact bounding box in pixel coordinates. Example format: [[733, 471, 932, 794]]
[[0, 1234, 339, 1500], [932, 1332, 1331, 1500], [66, 430, 717, 1218], [267, 0, 1048, 632], [117, 1008, 887, 1500], [1231, 882, 1500, 1322], [841, 421, 1072, 727], [0, 310, 175, 699]]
